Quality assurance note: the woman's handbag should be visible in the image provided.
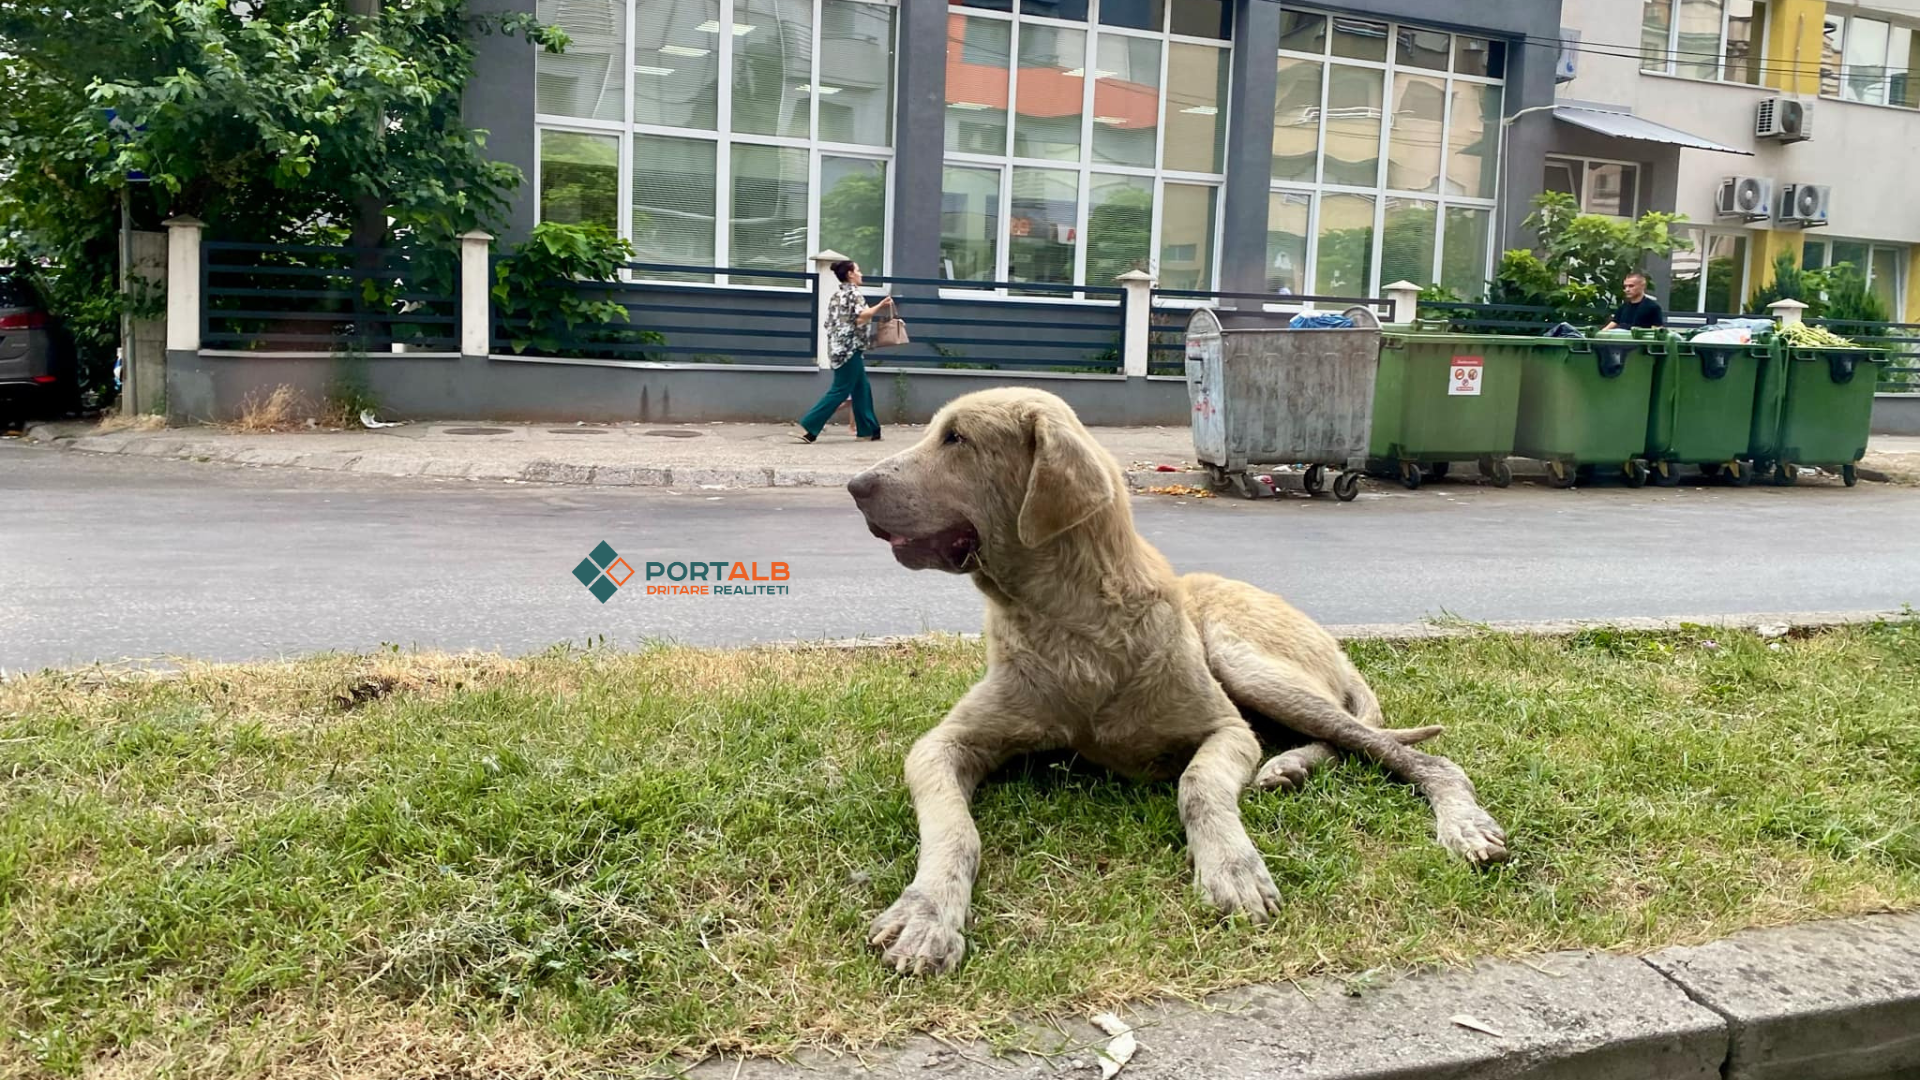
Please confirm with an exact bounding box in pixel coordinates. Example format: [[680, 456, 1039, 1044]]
[[869, 304, 909, 349]]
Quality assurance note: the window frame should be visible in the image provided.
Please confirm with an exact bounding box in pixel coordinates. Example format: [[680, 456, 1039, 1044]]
[[1669, 225, 1751, 315], [1640, 0, 1771, 85], [1269, 7, 1504, 299], [534, 0, 902, 289], [939, 0, 1233, 299], [1822, 8, 1920, 109], [1542, 154, 1642, 219], [1802, 237, 1909, 318]]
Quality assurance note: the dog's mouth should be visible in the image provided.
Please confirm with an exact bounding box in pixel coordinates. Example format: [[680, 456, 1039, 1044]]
[[867, 520, 982, 573]]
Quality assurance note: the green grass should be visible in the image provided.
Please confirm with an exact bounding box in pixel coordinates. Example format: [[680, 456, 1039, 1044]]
[[4, 625, 1920, 1078]]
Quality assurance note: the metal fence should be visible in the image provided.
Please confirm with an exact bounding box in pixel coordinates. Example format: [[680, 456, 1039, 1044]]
[[1811, 318, 1920, 392], [489, 263, 818, 366], [860, 275, 1126, 374], [1413, 300, 1767, 334], [1147, 288, 1390, 376], [200, 241, 459, 353]]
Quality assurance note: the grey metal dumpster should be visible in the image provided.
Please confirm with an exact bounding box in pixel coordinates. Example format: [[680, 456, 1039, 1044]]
[[1184, 307, 1382, 501]]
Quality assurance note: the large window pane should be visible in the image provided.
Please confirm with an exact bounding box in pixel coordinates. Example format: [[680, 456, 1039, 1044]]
[[1890, 27, 1917, 108], [1280, 11, 1326, 55], [1724, 0, 1763, 85], [1388, 74, 1445, 193], [1008, 168, 1079, 288], [1164, 43, 1227, 174], [1445, 81, 1500, 199], [1315, 192, 1374, 295], [1670, 228, 1703, 311], [1676, 0, 1725, 79], [820, 157, 888, 275], [1272, 58, 1324, 183], [1266, 191, 1310, 294], [635, 0, 720, 129], [1397, 29, 1449, 71], [940, 166, 1001, 282], [1587, 162, 1636, 217], [1013, 25, 1087, 162], [1160, 183, 1217, 291], [1455, 36, 1506, 79], [1099, 0, 1162, 32], [733, 0, 814, 138], [1331, 17, 1388, 62], [1803, 241, 1827, 271], [1702, 233, 1747, 312], [1021, 0, 1089, 20], [540, 131, 620, 231], [1169, 0, 1230, 41], [1379, 198, 1436, 288], [536, 0, 625, 121], [633, 136, 717, 281], [819, 0, 895, 146], [1832, 240, 1869, 273], [1544, 158, 1582, 203], [1871, 248, 1901, 315], [1086, 174, 1153, 286], [1641, 0, 1672, 73], [729, 144, 809, 283], [947, 15, 1011, 155], [1845, 17, 1890, 104], [1441, 206, 1492, 300], [1092, 34, 1161, 167], [1323, 65, 1382, 187]]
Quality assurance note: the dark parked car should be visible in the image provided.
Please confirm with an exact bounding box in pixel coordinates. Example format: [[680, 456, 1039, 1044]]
[[0, 272, 77, 420]]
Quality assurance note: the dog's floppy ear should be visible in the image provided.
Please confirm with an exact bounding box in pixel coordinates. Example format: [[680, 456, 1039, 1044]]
[[1017, 407, 1118, 547]]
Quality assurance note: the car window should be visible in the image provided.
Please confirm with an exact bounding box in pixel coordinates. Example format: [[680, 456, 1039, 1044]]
[[0, 277, 38, 308]]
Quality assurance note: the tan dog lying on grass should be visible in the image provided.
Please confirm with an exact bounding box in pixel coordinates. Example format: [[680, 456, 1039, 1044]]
[[846, 388, 1507, 975]]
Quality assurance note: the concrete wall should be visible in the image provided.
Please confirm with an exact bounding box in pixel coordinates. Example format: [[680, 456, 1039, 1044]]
[[164, 352, 1191, 427], [1875, 393, 1920, 436]]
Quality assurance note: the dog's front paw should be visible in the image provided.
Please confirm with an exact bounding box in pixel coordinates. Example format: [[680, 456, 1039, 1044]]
[[869, 886, 967, 975], [1193, 845, 1281, 923]]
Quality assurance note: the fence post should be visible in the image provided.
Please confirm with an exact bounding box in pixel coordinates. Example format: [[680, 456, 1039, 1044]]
[[459, 230, 493, 357], [1116, 270, 1152, 378], [1384, 280, 1422, 325], [1770, 299, 1808, 326], [810, 249, 848, 370], [164, 216, 203, 355]]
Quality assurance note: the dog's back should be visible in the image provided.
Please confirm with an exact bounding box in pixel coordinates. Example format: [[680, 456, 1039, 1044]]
[[1180, 572, 1383, 728]]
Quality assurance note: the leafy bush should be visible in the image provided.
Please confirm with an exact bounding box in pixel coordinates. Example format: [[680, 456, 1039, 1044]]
[[491, 223, 662, 357], [1489, 192, 1692, 327]]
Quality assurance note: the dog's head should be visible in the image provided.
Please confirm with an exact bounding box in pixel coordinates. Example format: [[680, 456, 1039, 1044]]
[[846, 388, 1123, 574]]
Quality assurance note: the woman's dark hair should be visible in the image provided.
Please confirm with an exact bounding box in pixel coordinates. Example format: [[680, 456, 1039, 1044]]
[[831, 260, 857, 282]]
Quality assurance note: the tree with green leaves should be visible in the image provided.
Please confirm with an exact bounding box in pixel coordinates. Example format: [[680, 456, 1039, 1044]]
[[1488, 191, 1692, 324], [0, 0, 563, 392]]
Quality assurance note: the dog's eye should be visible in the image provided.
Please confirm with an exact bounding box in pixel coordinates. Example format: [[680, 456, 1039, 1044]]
[[943, 429, 965, 446]]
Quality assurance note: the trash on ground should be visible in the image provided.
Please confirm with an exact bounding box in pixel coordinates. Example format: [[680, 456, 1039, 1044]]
[[1450, 1015, 1507, 1038], [1091, 1013, 1137, 1078], [360, 409, 405, 429], [1143, 485, 1216, 498]]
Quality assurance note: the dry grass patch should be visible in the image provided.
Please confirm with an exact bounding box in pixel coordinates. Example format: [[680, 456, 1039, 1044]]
[[2, 625, 1918, 1078]]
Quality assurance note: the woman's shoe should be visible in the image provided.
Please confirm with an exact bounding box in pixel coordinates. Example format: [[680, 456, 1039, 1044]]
[[795, 428, 818, 444], [858, 433, 882, 442]]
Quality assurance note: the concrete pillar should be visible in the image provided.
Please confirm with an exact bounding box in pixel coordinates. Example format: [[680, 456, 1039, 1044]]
[[124, 231, 168, 416], [463, 0, 538, 246], [889, 0, 946, 288], [459, 230, 493, 357], [1771, 299, 1808, 325], [812, 249, 849, 369], [1219, 0, 1280, 296], [1117, 270, 1153, 377], [165, 216, 204, 354], [1383, 280, 1422, 325]]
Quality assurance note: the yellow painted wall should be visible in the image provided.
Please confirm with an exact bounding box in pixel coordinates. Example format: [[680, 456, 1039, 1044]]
[[1908, 249, 1920, 322], [1747, 227, 1805, 305], [1764, 0, 1826, 96]]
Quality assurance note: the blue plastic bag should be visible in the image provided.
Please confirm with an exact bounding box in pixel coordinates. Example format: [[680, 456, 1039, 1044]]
[[1288, 313, 1355, 330]]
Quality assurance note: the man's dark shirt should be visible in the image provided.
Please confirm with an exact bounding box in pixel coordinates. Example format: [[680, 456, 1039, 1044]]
[[1611, 296, 1665, 328]]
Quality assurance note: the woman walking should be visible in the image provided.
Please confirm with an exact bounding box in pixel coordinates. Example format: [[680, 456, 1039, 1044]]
[[797, 260, 889, 442]]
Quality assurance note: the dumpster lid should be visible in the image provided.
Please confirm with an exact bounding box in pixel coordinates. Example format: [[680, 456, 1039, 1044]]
[[1186, 306, 1380, 333]]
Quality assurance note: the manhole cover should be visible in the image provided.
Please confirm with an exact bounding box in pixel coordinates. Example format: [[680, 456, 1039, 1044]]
[[548, 428, 610, 435], [644, 429, 703, 439], [445, 427, 513, 436]]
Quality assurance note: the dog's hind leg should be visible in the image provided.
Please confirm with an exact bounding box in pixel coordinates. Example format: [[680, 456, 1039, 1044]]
[[1208, 633, 1507, 866], [1254, 679, 1441, 791]]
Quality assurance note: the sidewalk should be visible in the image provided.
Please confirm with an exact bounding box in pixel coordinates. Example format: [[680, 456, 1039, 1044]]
[[24, 418, 1920, 490]]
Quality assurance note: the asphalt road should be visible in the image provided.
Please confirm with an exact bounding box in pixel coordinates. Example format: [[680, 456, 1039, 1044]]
[[5, 444, 1919, 670]]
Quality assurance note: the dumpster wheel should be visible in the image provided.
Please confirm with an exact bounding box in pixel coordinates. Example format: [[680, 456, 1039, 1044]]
[[1230, 472, 1266, 500], [1304, 464, 1328, 496], [1334, 471, 1361, 502], [1623, 460, 1651, 488], [1729, 460, 1756, 487], [1843, 463, 1858, 488], [1548, 461, 1577, 489], [1772, 461, 1798, 487], [1399, 461, 1423, 490], [1478, 458, 1513, 488]]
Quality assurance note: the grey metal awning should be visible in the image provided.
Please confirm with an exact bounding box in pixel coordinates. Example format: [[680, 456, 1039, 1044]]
[[1552, 105, 1754, 155]]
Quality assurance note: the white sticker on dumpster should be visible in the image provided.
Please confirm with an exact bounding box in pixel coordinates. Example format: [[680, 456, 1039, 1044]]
[[1449, 357, 1483, 396]]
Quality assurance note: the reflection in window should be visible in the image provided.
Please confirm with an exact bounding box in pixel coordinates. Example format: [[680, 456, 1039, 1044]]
[[1086, 174, 1154, 287], [1323, 65, 1382, 187], [820, 158, 888, 277], [1396, 29, 1448, 71], [1675, 0, 1725, 80], [632, 136, 718, 281], [1280, 11, 1326, 54], [541, 131, 620, 231], [1388, 74, 1445, 194], [1446, 81, 1500, 199], [1442, 206, 1492, 299], [1092, 34, 1162, 168], [1272, 58, 1324, 184], [1315, 192, 1374, 295], [537, 0, 626, 120], [1014, 25, 1087, 162], [1640, 0, 1672, 73], [1331, 17, 1388, 62], [634, 0, 720, 129], [1266, 191, 1310, 295], [1164, 43, 1228, 174], [1701, 233, 1748, 313], [1379, 198, 1437, 288], [1160, 184, 1218, 291], [733, 0, 814, 138], [940, 166, 1001, 282], [947, 15, 1011, 155], [1845, 17, 1891, 103], [730, 144, 810, 283], [819, 0, 895, 146], [1586, 163, 1636, 217], [1008, 167, 1079, 289]]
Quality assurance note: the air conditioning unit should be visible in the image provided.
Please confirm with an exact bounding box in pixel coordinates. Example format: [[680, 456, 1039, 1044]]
[[1777, 183, 1832, 227], [1556, 29, 1580, 83], [1756, 97, 1812, 143], [1717, 176, 1774, 222]]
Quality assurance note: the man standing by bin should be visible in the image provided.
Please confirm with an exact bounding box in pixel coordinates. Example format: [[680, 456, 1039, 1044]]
[[1602, 271, 1665, 331]]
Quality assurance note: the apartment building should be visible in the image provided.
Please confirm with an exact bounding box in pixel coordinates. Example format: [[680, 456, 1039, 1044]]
[[467, 0, 1567, 299], [1554, 0, 1920, 319]]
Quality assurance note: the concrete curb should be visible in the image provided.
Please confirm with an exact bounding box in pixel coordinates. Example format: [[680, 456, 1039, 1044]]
[[678, 912, 1919, 1080]]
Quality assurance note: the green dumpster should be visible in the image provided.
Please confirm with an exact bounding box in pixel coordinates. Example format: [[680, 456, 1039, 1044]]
[[1751, 337, 1888, 487], [1645, 331, 1771, 486], [1515, 329, 1662, 488], [1367, 330, 1531, 489]]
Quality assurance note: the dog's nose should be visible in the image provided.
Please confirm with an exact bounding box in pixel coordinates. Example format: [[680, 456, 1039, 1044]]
[[847, 470, 881, 504]]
